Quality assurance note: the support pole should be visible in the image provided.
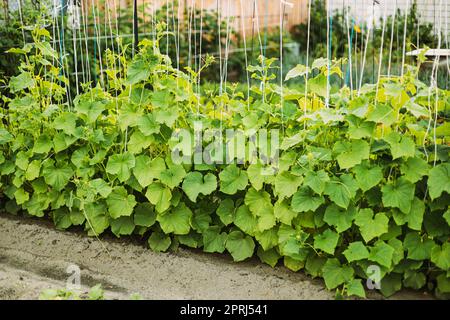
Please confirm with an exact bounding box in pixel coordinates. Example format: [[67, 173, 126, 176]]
[[133, 0, 138, 56]]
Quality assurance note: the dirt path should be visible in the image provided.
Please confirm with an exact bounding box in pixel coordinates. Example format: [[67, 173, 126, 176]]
[[0, 213, 334, 300], [0, 213, 432, 300]]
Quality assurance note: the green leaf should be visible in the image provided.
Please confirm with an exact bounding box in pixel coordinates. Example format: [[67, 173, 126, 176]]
[[436, 274, 450, 293], [110, 216, 135, 237], [368, 241, 395, 268], [133, 156, 165, 188], [322, 258, 354, 290], [403, 232, 435, 260], [380, 273, 402, 297], [33, 134, 53, 154], [403, 270, 426, 290], [126, 58, 151, 84], [148, 231, 171, 252], [42, 164, 73, 191], [225, 231, 255, 262], [285, 64, 309, 81], [106, 186, 137, 219], [157, 203, 192, 235], [291, 186, 324, 212], [428, 163, 450, 200], [353, 163, 383, 192], [400, 157, 429, 183], [84, 202, 109, 235], [384, 132, 416, 160], [406, 197, 425, 231], [216, 199, 235, 226], [346, 279, 366, 298], [145, 182, 172, 213], [160, 162, 186, 189], [127, 130, 154, 154], [14, 188, 29, 205], [203, 226, 227, 253], [347, 117, 375, 139], [154, 108, 179, 127], [304, 170, 329, 195], [257, 247, 281, 268], [343, 241, 369, 262], [182, 172, 217, 202], [324, 174, 359, 209], [138, 114, 160, 136], [247, 163, 268, 190], [75, 100, 106, 123], [333, 140, 370, 169], [219, 164, 248, 195], [274, 171, 303, 199], [9, 72, 34, 93], [274, 199, 297, 225], [25, 160, 41, 181], [381, 178, 415, 213], [106, 153, 136, 182], [255, 228, 278, 251], [354, 209, 389, 243], [0, 128, 13, 145], [89, 178, 112, 198], [52, 208, 72, 230], [133, 202, 156, 227], [324, 204, 356, 233], [431, 243, 450, 270], [234, 204, 258, 235], [244, 187, 273, 217], [366, 104, 396, 126], [314, 229, 339, 255]]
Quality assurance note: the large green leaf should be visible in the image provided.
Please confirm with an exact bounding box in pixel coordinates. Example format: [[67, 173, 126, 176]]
[[354, 209, 389, 243], [182, 172, 217, 202], [314, 229, 339, 255], [403, 232, 434, 260], [323, 204, 356, 233], [343, 241, 369, 262], [145, 182, 172, 213], [322, 258, 354, 290], [203, 226, 227, 253], [400, 157, 429, 183], [381, 178, 415, 213], [42, 163, 73, 191], [353, 163, 383, 192], [106, 153, 136, 182], [133, 156, 165, 188], [225, 231, 255, 262], [219, 164, 248, 195], [291, 186, 324, 212], [126, 58, 151, 84], [428, 163, 450, 200], [384, 132, 415, 160], [274, 171, 303, 199], [333, 139, 370, 169], [106, 186, 137, 219], [304, 170, 329, 195], [160, 162, 186, 189], [368, 241, 395, 268], [324, 174, 359, 209], [148, 231, 171, 252], [110, 216, 135, 237], [157, 203, 192, 235]]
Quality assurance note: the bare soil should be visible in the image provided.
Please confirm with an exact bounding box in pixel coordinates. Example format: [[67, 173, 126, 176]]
[[0, 213, 433, 300]]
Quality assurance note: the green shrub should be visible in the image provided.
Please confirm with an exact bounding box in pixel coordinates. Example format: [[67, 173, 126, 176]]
[[0, 25, 449, 299]]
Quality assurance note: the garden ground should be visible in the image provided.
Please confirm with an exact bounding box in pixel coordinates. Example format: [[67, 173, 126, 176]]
[[0, 213, 433, 300]]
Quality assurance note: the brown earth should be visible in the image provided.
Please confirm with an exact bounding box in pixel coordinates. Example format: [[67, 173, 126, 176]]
[[0, 213, 433, 300]]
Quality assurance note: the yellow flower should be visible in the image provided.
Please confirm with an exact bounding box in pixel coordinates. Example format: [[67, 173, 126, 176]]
[[354, 25, 362, 33]]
